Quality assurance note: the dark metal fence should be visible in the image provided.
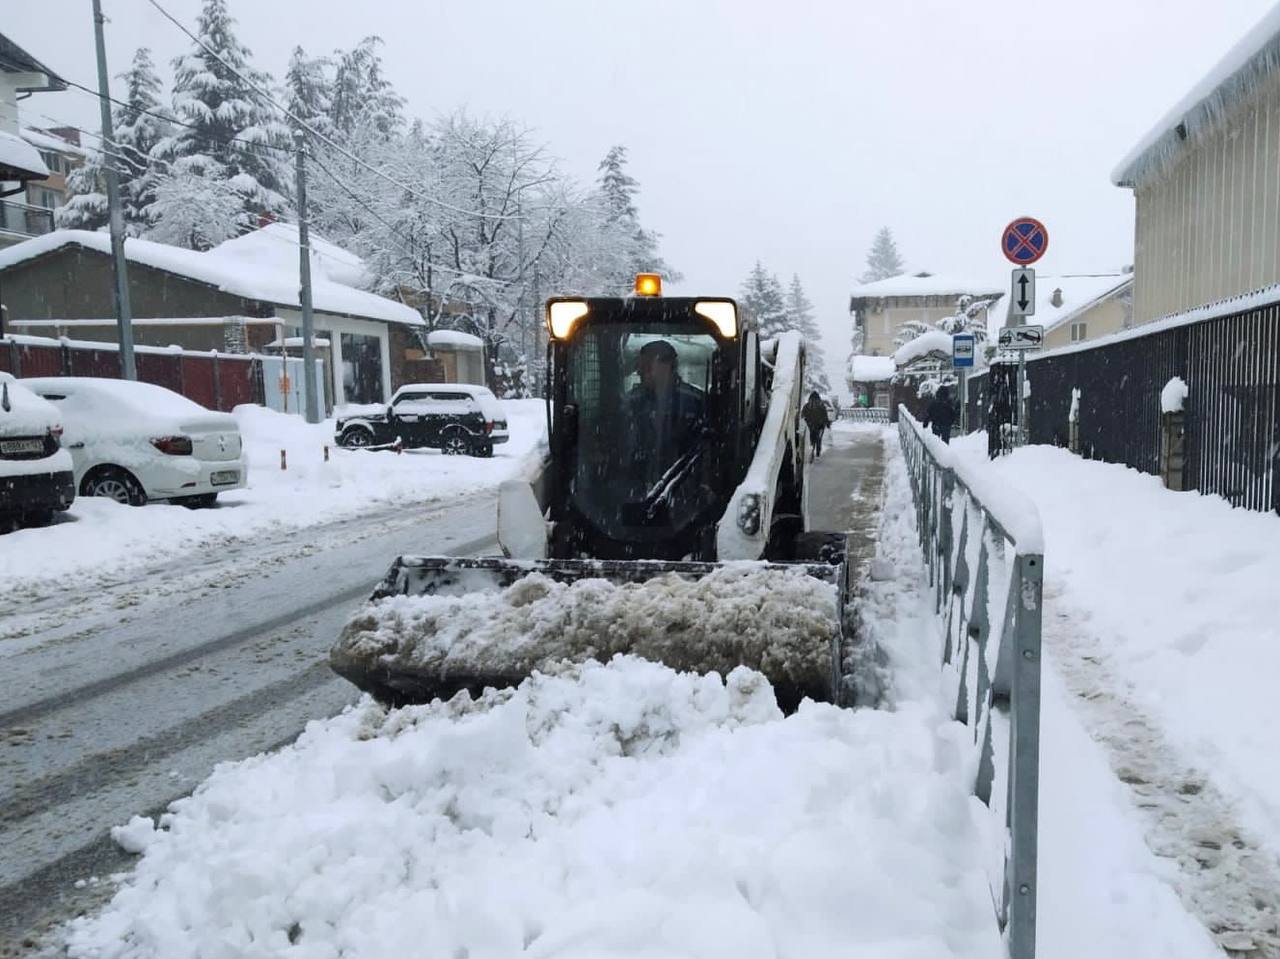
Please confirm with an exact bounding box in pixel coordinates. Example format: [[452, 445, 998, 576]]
[[1, 336, 266, 413], [961, 297, 1280, 514]]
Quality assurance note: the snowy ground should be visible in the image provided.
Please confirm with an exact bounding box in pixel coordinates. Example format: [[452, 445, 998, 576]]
[[0, 399, 546, 595], [950, 434, 1280, 953], [55, 427, 1233, 958]]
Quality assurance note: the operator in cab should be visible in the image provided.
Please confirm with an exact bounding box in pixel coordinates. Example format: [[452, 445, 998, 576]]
[[626, 339, 706, 490]]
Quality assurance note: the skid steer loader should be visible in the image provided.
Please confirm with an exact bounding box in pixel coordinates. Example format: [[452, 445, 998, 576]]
[[330, 275, 857, 712]]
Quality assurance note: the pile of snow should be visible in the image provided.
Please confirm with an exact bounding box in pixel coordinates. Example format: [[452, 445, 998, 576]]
[[892, 330, 955, 368], [848, 354, 896, 383], [1161, 376, 1189, 413], [950, 437, 1280, 866], [66, 654, 1005, 958], [426, 329, 484, 350], [333, 564, 839, 701], [0, 129, 49, 178]]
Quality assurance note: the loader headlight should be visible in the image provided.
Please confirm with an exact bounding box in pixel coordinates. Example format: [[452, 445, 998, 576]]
[[547, 300, 589, 339], [694, 300, 737, 338], [737, 493, 762, 535]]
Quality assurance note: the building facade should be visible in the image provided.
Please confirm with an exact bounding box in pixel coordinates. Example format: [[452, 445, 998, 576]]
[[1114, 8, 1280, 323], [849, 273, 1003, 357], [0, 34, 67, 248]]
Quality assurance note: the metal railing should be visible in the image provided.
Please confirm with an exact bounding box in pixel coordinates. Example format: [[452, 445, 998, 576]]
[[841, 406, 890, 423], [898, 407, 1043, 959], [0, 199, 55, 238]]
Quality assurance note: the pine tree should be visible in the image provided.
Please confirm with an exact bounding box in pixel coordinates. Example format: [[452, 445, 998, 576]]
[[739, 262, 789, 340], [330, 37, 404, 139], [598, 145, 638, 223], [860, 226, 904, 283], [285, 46, 335, 140], [591, 145, 677, 293], [785, 274, 831, 393], [60, 48, 169, 234], [154, 0, 289, 244]]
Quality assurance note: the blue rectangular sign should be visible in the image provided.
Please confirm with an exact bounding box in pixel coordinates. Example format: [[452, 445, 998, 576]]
[[952, 333, 976, 368]]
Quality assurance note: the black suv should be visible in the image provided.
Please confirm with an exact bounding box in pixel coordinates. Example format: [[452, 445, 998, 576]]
[[334, 383, 510, 457]]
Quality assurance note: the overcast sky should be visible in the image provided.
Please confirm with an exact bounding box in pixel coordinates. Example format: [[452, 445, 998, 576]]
[[7, 0, 1277, 391]]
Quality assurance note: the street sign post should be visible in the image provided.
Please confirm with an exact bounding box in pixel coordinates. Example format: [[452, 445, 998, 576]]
[[952, 333, 975, 367], [1010, 268, 1036, 317], [1002, 217, 1049, 266]]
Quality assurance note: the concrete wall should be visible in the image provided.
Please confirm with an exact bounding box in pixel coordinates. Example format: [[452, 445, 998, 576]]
[[1131, 72, 1280, 323]]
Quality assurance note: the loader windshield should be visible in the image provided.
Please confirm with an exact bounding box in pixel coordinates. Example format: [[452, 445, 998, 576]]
[[567, 324, 719, 541]]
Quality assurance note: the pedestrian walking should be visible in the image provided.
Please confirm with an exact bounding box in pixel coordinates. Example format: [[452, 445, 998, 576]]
[[921, 385, 957, 444], [802, 390, 831, 460]]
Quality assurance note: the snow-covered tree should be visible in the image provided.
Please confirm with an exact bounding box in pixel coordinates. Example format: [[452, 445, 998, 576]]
[[894, 318, 933, 349], [59, 48, 169, 234], [589, 145, 677, 294], [739, 262, 789, 340], [151, 0, 289, 244], [284, 46, 335, 140], [785, 274, 830, 392], [860, 226, 904, 283], [330, 37, 404, 140], [145, 159, 243, 250]]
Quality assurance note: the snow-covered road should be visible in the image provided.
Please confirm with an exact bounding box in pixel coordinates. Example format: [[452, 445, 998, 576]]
[[0, 494, 502, 953]]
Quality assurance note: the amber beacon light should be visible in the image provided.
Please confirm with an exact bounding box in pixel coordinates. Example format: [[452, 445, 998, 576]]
[[634, 273, 662, 297]]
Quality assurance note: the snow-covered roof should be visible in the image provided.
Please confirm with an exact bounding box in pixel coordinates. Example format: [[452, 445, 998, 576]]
[[849, 272, 1003, 302], [848, 355, 896, 383], [892, 330, 954, 367], [0, 129, 49, 179], [994, 273, 1132, 333], [0, 229, 423, 327], [1113, 4, 1280, 187], [20, 127, 87, 159], [426, 329, 484, 350]]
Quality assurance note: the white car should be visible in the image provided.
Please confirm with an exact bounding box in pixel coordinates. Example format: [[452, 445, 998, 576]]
[[21, 377, 248, 508], [0, 372, 75, 528]]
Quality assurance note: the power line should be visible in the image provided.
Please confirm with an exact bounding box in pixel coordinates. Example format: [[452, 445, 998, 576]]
[[142, 0, 519, 222]]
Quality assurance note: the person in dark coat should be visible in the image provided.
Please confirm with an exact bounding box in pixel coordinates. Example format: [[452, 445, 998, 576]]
[[921, 384, 957, 444], [802, 390, 832, 460]]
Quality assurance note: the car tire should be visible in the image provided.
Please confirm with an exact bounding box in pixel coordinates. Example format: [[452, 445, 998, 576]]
[[82, 467, 147, 506], [339, 426, 375, 449], [470, 441, 494, 458], [441, 432, 469, 456], [172, 493, 218, 509]]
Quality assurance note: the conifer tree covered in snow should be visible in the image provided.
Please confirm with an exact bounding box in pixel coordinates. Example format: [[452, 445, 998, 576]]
[[738, 262, 789, 340], [591, 145, 677, 294], [59, 48, 169, 235], [330, 37, 404, 140], [784, 274, 831, 393], [152, 0, 289, 245], [860, 226, 905, 284], [284, 46, 335, 140]]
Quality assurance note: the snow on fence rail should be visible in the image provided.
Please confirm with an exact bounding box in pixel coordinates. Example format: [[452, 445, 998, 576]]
[[842, 406, 890, 424], [898, 407, 1043, 959]]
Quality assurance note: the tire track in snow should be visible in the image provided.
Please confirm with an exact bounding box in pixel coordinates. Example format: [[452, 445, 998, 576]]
[[1046, 596, 1280, 956]]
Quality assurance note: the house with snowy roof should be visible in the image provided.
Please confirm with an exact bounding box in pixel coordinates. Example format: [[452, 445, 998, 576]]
[[0, 224, 472, 407], [0, 33, 67, 247], [992, 272, 1133, 349], [1113, 4, 1280, 324], [848, 272, 1002, 357]]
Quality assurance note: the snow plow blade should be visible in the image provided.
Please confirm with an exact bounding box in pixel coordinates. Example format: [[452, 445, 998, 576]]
[[330, 546, 852, 713]]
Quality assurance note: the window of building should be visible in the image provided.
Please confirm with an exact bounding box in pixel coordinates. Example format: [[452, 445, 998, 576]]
[[30, 187, 61, 210], [37, 151, 63, 175], [1070, 321, 1087, 342]]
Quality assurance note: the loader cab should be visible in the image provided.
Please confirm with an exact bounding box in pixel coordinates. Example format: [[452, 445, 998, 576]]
[[545, 279, 760, 561]]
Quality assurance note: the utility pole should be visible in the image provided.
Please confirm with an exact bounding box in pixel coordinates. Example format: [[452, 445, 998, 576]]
[[294, 128, 320, 424], [92, 0, 135, 380]]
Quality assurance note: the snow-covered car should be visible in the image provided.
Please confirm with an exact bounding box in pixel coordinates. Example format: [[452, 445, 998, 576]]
[[334, 383, 509, 457], [21, 377, 248, 508], [0, 372, 75, 528]]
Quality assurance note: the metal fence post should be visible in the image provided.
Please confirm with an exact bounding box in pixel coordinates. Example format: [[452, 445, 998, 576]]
[[1007, 551, 1043, 959]]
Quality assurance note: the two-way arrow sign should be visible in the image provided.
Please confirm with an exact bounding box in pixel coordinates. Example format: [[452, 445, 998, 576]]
[[1010, 268, 1035, 317]]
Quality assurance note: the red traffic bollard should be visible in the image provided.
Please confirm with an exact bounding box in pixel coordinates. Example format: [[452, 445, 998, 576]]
[[323, 445, 330, 463]]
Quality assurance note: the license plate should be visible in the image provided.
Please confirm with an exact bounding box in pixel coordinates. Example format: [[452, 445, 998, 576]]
[[0, 438, 43, 455], [210, 469, 240, 486]]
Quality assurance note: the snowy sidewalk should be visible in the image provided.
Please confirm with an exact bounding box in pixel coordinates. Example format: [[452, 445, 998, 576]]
[[951, 435, 1280, 954]]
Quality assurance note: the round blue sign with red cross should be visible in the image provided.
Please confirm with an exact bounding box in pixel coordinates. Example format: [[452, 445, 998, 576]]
[[1001, 217, 1049, 265]]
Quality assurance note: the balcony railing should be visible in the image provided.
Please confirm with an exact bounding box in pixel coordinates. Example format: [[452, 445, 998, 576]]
[[0, 199, 55, 238]]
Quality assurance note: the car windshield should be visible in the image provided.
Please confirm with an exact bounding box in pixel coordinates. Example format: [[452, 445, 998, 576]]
[[566, 322, 718, 540]]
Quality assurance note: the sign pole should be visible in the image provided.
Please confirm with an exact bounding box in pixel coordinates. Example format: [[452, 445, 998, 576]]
[[1017, 350, 1026, 447]]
